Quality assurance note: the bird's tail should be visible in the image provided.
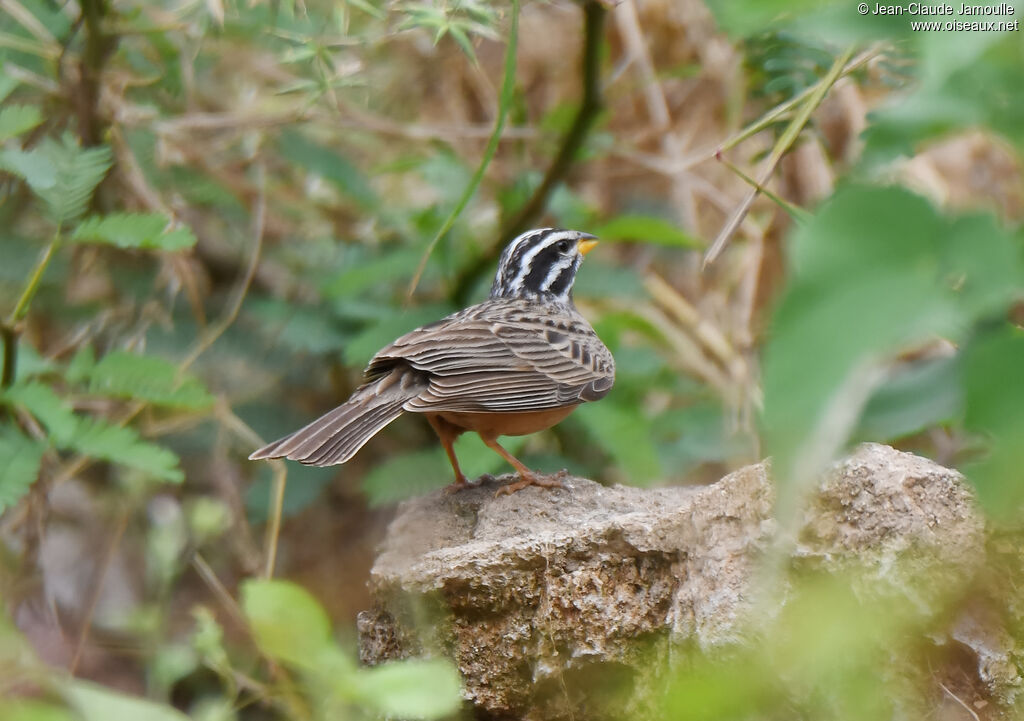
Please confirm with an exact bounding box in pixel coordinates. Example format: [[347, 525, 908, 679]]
[[249, 369, 424, 466]]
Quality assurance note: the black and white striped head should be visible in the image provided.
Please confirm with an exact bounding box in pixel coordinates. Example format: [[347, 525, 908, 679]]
[[489, 228, 598, 304]]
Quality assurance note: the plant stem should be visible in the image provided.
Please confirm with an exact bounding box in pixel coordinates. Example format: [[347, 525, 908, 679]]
[[405, 0, 521, 302], [2, 230, 62, 387]]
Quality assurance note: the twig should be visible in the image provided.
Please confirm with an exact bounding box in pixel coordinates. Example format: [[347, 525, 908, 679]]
[[938, 681, 981, 721], [450, 0, 607, 306], [644, 273, 742, 376], [616, 0, 698, 228], [262, 461, 288, 579], [192, 552, 247, 628], [76, 0, 115, 147], [178, 163, 267, 375], [404, 0, 521, 301], [606, 46, 880, 178], [703, 45, 856, 268], [69, 506, 129, 673]]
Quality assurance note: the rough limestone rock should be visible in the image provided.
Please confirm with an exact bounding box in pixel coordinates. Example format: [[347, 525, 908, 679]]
[[795, 443, 985, 611], [357, 444, 993, 719]]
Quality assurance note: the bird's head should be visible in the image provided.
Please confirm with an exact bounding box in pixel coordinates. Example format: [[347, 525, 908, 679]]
[[489, 228, 598, 304]]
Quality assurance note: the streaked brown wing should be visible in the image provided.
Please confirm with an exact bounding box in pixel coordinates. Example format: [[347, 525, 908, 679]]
[[365, 300, 614, 413]]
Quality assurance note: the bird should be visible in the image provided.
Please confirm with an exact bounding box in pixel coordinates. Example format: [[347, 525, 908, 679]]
[[249, 228, 615, 495]]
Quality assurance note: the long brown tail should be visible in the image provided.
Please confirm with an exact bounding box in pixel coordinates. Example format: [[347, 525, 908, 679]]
[[249, 369, 425, 466]]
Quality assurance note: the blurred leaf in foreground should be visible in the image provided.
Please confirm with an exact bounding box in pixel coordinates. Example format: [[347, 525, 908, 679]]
[[242, 578, 334, 669], [356, 658, 463, 719], [762, 185, 1023, 495], [242, 578, 463, 718], [962, 328, 1024, 517], [62, 680, 189, 721]]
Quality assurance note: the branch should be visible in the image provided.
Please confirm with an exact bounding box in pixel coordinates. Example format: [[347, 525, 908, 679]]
[[450, 0, 607, 306], [75, 0, 115, 147]]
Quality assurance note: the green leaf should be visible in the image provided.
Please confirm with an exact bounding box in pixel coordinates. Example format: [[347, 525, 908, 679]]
[[241, 579, 333, 668], [62, 680, 190, 721], [322, 246, 425, 300], [3, 382, 79, 445], [592, 214, 701, 248], [0, 147, 57, 188], [0, 104, 43, 142], [761, 186, 999, 487], [361, 448, 451, 506], [343, 304, 454, 368], [356, 658, 463, 719], [0, 427, 45, 514], [863, 34, 1024, 161], [246, 299, 350, 355], [278, 130, 378, 209], [359, 432, 528, 506], [89, 351, 214, 409], [2, 381, 185, 483], [72, 213, 197, 251], [0, 700, 76, 721], [346, 0, 386, 19], [961, 328, 1024, 517], [575, 401, 662, 485], [855, 356, 961, 442], [447, 24, 477, 63], [65, 346, 97, 385], [70, 419, 184, 483], [30, 136, 113, 225], [0, 73, 19, 105]]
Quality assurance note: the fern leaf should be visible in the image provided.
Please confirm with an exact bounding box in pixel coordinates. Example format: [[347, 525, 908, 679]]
[[89, 351, 214, 409], [72, 213, 197, 251], [2, 381, 185, 484], [70, 419, 184, 483], [0, 147, 57, 188], [32, 135, 113, 225], [0, 104, 43, 142], [0, 427, 45, 513], [3, 382, 78, 445]]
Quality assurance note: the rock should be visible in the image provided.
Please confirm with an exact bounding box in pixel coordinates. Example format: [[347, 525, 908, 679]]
[[357, 444, 997, 719], [796, 442, 985, 612]]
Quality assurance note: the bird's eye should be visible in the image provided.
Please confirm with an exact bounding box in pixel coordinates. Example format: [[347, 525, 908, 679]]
[[556, 240, 571, 253]]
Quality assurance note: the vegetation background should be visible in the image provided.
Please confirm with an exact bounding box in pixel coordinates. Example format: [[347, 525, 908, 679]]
[[0, 0, 1021, 718]]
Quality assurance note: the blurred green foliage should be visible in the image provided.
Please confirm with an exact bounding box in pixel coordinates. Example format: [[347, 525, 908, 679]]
[[0, 0, 1021, 718]]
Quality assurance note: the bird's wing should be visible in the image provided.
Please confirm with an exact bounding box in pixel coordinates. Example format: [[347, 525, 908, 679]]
[[364, 302, 614, 413]]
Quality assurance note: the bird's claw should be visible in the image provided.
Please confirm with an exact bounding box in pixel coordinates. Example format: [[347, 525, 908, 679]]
[[494, 473, 564, 496]]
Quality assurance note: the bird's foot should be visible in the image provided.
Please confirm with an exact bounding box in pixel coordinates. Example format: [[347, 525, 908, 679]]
[[444, 474, 472, 494], [494, 472, 564, 497]]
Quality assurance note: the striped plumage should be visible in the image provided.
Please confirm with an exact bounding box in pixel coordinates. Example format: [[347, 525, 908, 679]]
[[250, 228, 615, 494]]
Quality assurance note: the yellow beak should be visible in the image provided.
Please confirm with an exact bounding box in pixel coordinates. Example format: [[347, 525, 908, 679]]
[[578, 239, 599, 256]]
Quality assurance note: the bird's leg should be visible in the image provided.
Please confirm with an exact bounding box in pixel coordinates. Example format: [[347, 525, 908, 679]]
[[426, 414, 470, 492], [479, 434, 563, 495]]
